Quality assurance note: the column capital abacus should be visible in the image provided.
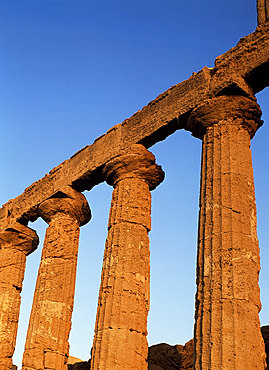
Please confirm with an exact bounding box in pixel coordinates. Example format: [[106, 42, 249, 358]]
[[0, 222, 39, 255], [187, 95, 263, 139], [103, 144, 165, 190], [38, 186, 91, 226]]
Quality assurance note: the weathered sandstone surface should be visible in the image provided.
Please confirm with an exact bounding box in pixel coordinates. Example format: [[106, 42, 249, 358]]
[[0, 223, 38, 369], [67, 326, 269, 370], [188, 95, 266, 369], [90, 145, 164, 369], [22, 188, 91, 369]]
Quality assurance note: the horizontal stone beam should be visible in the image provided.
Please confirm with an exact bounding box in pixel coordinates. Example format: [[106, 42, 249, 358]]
[[1, 23, 269, 229]]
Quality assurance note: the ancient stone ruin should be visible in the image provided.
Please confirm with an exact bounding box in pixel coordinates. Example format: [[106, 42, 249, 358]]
[[0, 1, 269, 369]]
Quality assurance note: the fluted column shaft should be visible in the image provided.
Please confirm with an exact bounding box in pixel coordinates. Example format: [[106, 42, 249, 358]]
[[0, 223, 38, 370], [91, 144, 164, 370], [188, 95, 266, 369], [22, 187, 91, 370], [257, 0, 269, 25]]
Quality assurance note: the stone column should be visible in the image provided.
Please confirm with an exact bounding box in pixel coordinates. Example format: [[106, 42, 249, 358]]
[[91, 144, 164, 370], [187, 95, 266, 369], [22, 187, 91, 370], [257, 0, 269, 25], [0, 223, 38, 370]]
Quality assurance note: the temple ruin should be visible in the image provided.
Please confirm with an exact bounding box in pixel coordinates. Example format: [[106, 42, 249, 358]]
[[1, 1, 269, 369]]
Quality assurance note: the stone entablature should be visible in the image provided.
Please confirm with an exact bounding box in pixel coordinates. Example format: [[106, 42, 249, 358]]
[[0, 23, 268, 231]]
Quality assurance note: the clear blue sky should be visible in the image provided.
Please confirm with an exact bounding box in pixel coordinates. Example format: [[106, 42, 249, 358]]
[[1, 1, 268, 367]]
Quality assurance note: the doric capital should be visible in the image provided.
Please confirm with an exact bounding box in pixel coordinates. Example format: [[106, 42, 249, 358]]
[[0, 222, 39, 255], [187, 95, 263, 139], [38, 186, 91, 226], [103, 144, 164, 190]]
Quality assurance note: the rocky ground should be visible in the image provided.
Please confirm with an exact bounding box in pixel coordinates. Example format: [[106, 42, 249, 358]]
[[67, 326, 269, 369], [11, 327, 268, 369]]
